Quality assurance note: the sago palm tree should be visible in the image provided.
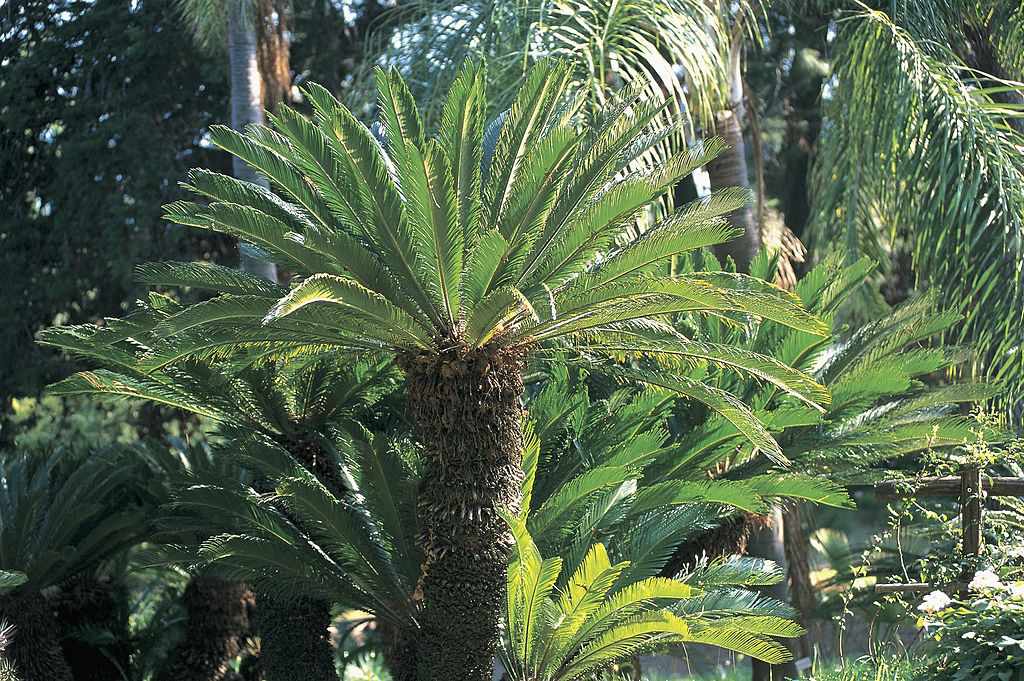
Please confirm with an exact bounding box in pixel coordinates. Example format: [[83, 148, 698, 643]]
[[45, 60, 831, 680], [501, 521, 805, 681], [40, 294, 402, 681], [0, 449, 148, 681]]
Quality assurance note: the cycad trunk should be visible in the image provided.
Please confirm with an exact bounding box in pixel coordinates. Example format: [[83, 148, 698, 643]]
[[402, 344, 526, 681], [227, 0, 278, 283], [256, 594, 337, 681], [54, 575, 130, 681], [707, 35, 759, 272], [0, 591, 73, 681], [156, 576, 253, 681]]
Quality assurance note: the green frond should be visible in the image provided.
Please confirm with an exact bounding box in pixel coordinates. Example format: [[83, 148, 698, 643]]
[[135, 261, 288, 297], [265, 274, 433, 349]]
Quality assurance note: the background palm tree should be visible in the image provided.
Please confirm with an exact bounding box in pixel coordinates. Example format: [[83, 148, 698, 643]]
[[0, 450, 148, 681], [807, 3, 1024, 415], [178, 0, 289, 282]]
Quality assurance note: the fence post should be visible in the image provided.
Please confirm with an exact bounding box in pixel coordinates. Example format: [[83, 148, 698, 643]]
[[960, 464, 982, 584]]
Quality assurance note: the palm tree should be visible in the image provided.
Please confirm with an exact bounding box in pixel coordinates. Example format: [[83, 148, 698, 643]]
[[46, 61, 830, 679], [40, 297, 403, 681], [178, 0, 286, 282], [808, 4, 1024, 415], [0, 450, 148, 681], [645, 251, 997, 669]]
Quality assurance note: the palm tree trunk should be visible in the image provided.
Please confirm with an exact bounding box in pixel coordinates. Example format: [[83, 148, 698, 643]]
[[53, 575, 130, 681], [402, 345, 526, 681], [750, 509, 799, 681], [380, 622, 418, 681], [783, 505, 817, 661], [0, 592, 73, 681], [227, 0, 278, 283], [255, 594, 337, 681], [707, 34, 759, 272], [156, 576, 253, 681]]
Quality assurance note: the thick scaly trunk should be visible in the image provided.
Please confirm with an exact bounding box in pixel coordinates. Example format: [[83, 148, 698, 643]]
[[402, 345, 526, 681], [707, 34, 758, 272], [380, 621, 418, 681], [0, 592, 73, 681], [53, 575, 129, 681], [227, 0, 278, 283], [256, 594, 337, 681], [156, 576, 253, 681], [750, 509, 799, 681], [659, 513, 760, 578]]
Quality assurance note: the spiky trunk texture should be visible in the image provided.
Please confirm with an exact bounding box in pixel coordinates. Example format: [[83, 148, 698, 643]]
[[380, 623, 418, 681], [402, 344, 526, 681], [0, 592, 73, 681], [659, 513, 764, 578], [53, 575, 129, 681], [156, 576, 253, 681], [277, 432, 349, 499], [255, 594, 337, 681]]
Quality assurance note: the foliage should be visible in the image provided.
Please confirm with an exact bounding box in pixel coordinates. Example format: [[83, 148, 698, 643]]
[[0, 448, 150, 594], [804, 657, 915, 681], [518, 360, 852, 583], [808, 4, 1024, 406], [502, 520, 802, 681], [358, 0, 756, 150], [651, 252, 993, 490], [843, 424, 1023, 611], [0, 0, 234, 398], [916, 575, 1024, 681], [343, 652, 392, 681], [42, 59, 831, 462], [0, 618, 18, 681]]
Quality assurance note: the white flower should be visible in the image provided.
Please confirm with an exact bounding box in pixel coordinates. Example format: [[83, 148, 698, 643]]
[[919, 590, 952, 613], [969, 569, 1003, 592], [1008, 545, 1024, 559], [962, 631, 977, 639]]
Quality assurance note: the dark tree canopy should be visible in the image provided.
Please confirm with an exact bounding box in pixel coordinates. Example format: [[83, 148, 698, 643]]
[[0, 0, 233, 397]]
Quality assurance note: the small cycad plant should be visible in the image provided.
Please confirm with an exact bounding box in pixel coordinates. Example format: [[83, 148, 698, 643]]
[[502, 519, 802, 681]]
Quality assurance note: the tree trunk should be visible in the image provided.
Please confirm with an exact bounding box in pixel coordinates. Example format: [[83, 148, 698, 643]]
[[707, 34, 759, 272], [380, 621, 418, 681], [156, 576, 253, 681], [256, 594, 337, 681], [0, 592, 73, 681], [227, 0, 278, 283], [658, 513, 758, 578], [750, 509, 800, 681], [783, 505, 816, 662], [53, 575, 130, 681], [256, 0, 291, 113], [402, 345, 526, 681]]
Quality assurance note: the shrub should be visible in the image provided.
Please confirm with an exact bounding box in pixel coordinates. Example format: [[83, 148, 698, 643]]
[[916, 574, 1024, 681]]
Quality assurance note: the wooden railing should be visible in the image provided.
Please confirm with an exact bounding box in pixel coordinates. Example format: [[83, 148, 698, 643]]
[[872, 465, 1024, 594]]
